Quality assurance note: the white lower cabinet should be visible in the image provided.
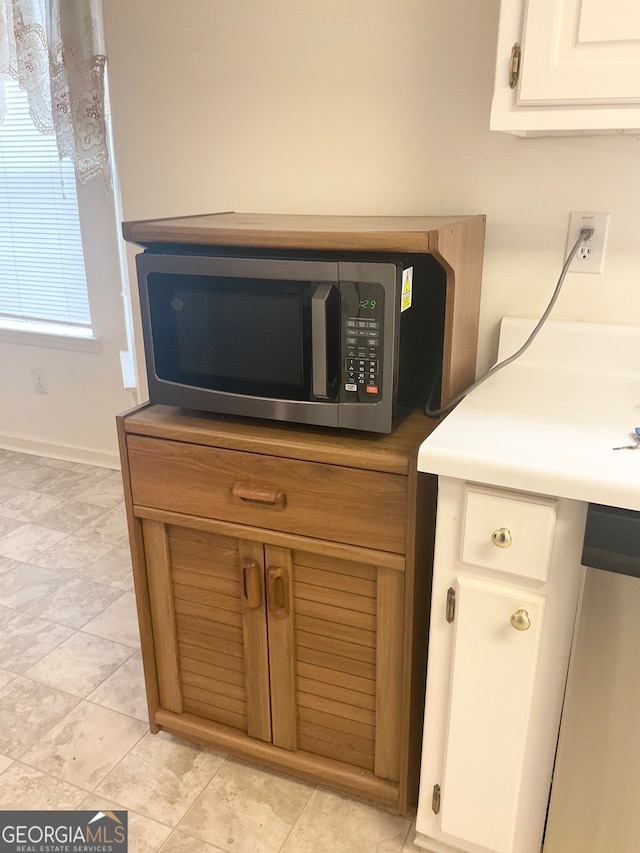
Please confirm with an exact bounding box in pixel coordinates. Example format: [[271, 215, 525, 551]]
[[440, 577, 545, 852], [415, 478, 587, 853]]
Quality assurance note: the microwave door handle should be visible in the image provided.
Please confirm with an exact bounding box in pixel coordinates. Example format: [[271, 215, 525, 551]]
[[311, 282, 334, 399]]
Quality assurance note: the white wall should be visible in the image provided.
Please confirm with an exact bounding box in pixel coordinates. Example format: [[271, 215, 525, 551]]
[[102, 0, 640, 381]]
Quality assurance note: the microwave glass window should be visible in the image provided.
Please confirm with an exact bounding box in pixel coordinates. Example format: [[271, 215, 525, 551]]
[[147, 274, 312, 399]]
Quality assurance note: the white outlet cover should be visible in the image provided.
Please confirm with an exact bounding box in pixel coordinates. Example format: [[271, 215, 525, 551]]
[[566, 212, 610, 274]]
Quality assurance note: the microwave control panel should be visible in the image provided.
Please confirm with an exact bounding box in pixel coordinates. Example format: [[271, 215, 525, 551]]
[[340, 281, 384, 403]]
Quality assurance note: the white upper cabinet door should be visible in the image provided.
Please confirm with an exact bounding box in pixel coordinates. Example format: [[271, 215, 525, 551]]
[[491, 0, 640, 134], [520, 0, 640, 104]]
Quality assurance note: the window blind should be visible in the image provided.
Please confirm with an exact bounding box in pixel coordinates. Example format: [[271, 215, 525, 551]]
[[0, 78, 92, 331]]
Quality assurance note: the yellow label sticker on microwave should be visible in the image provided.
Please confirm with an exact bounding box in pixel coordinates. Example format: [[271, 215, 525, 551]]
[[401, 267, 413, 312]]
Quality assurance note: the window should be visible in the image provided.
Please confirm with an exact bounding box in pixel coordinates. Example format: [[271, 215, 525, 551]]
[[0, 77, 93, 340]]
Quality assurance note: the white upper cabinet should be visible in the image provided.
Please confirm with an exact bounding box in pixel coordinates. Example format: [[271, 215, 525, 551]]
[[491, 0, 640, 135]]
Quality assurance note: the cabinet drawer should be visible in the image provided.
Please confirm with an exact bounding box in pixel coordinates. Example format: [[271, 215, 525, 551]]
[[127, 435, 407, 553], [461, 485, 557, 581]]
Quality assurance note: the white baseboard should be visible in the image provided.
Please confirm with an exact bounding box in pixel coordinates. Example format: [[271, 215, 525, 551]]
[[0, 430, 120, 470]]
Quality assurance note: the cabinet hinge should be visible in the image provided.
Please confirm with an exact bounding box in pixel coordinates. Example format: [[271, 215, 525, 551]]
[[446, 587, 456, 623], [509, 42, 521, 89], [432, 783, 441, 814]]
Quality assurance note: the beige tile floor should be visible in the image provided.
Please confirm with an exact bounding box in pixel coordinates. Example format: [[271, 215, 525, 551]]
[[0, 447, 424, 853]]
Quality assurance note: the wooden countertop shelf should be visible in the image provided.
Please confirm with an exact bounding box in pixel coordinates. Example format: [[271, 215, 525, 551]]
[[121, 404, 441, 477]]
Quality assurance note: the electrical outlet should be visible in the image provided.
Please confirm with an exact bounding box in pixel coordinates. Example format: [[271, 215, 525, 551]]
[[31, 367, 48, 394], [566, 212, 609, 274]]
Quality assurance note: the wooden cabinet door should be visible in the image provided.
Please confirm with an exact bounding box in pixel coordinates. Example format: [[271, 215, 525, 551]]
[[141, 519, 271, 741], [275, 548, 405, 780], [141, 519, 406, 782]]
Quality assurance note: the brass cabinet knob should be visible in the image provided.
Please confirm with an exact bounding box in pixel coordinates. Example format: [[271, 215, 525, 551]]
[[510, 609, 531, 631], [491, 527, 512, 548]]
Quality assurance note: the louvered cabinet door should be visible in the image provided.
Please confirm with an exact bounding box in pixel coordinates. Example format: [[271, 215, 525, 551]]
[[141, 520, 271, 741], [141, 521, 405, 784], [275, 547, 405, 781]]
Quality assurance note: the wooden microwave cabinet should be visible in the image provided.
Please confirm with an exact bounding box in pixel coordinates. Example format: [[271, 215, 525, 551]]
[[118, 213, 486, 814]]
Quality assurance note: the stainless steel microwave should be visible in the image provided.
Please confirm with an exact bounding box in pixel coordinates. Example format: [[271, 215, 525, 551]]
[[135, 250, 445, 433]]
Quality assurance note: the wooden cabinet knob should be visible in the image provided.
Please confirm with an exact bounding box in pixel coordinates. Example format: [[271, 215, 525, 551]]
[[241, 559, 263, 609], [232, 482, 286, 510], [267, 565, 290, 618]]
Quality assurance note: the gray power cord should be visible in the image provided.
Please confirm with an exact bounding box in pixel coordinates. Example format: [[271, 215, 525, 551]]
[[425, 227, 595, 419]]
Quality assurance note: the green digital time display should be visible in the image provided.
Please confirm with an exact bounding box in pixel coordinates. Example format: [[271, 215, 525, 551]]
[[359, 299, 377, 310]]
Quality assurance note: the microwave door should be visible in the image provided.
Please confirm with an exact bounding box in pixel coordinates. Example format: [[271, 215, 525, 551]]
[[137, 252, 343, 428], [311, 282, 340, 402]]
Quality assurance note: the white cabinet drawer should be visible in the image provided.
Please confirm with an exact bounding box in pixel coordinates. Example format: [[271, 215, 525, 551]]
[[461, 486, 557, 581]]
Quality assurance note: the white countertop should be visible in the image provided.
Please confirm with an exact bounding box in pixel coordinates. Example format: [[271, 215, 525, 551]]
[[417, 318, 640, 511]]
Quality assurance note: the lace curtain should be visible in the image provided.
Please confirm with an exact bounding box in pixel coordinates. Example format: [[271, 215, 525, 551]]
[[0, 0, 110, 186]]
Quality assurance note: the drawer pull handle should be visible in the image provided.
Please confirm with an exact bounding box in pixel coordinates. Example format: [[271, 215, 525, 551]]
[[267, 566, 290, 618], [491, 527, 512, 548], [241, 559, 263, 610], [510, 609, 531, 631], [232, 483, 287, 510]]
